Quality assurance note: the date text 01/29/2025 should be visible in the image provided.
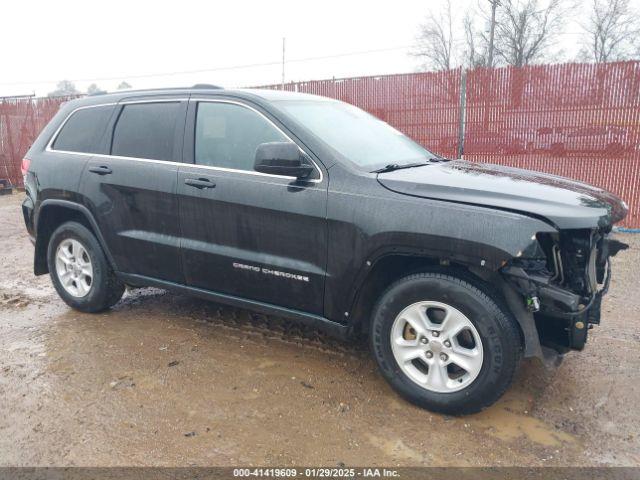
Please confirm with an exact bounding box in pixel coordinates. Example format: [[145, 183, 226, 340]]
[[233, 467, 400, 477]]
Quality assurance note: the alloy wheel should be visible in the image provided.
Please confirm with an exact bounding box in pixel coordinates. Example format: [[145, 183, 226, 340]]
[[55, 238, 94, 298], [390, 301, 483, 393]]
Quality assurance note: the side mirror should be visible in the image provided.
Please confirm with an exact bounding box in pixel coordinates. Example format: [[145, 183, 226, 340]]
[[254, 142, 314, 179]]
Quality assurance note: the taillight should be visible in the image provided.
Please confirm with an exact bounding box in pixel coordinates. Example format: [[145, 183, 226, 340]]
[[21, 157, 31, 176]]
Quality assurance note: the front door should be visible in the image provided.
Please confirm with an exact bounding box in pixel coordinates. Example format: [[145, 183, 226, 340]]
[[177, 99, 328, 314]]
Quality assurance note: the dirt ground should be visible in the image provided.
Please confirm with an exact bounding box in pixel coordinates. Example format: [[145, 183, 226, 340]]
[[0, 192, 638, 467]]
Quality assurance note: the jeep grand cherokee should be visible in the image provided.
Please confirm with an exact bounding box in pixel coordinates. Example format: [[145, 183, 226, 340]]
[[21, 86, 628, 414]]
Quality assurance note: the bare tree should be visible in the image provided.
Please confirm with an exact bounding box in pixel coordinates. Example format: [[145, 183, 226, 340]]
[[461, 0, 507, 69], [117, 81, 132, 90], [47, 80, 79, 97], [462, 13, 488, 68], [579, 0, 640, 63], [494, 0, 564, 67], [486, 0, 500, 67], [413, 0, 456, 71], [86, 83, 104, 94]]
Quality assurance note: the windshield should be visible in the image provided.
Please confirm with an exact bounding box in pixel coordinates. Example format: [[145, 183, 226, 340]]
[[274, 100, 434, 170]]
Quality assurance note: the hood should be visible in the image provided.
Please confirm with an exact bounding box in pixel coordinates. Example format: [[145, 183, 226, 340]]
[[377, 160, 628, 230]]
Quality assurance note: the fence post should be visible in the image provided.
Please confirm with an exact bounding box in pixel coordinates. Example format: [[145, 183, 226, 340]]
[[457, 69, 467, 159]]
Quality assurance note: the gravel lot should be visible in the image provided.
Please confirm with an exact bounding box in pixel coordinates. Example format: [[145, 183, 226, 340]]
[[0, 192, 638, 466]]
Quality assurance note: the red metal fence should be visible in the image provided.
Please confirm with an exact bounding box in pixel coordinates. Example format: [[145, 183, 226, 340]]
[[0, 96, 75, 187], [269, 70, 463, 159], [463, 62, 640, 228], [1, 62, 639, 226]]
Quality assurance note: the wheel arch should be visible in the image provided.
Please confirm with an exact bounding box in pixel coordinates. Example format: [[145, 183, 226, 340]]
[[34, 200, 116, 275], [347, 252, 543, 360]]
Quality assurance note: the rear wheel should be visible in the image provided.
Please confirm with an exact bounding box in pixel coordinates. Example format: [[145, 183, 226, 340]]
[[370, 272, 521, 415], [47, 221, 124, 312]]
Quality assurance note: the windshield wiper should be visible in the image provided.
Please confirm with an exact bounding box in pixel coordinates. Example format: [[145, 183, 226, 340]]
[[372, 155, 450, 173], [372, 162, 430, 174]]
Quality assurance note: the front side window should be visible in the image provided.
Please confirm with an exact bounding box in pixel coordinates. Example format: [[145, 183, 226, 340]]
[[52, 105, 114, 153], [195, 102, 289, 171], [111, 102, 181, 160]]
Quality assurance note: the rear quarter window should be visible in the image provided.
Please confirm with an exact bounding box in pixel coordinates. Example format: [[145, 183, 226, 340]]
[[52, 105, 114, 153], [111, 102, 181, 161]]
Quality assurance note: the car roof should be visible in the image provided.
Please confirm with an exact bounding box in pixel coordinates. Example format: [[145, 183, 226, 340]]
[[66, 86, 332, 108], [239, 88, 330, 102]]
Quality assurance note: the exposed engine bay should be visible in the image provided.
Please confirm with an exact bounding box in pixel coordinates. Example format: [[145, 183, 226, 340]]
[[502, 228, 629, 353]]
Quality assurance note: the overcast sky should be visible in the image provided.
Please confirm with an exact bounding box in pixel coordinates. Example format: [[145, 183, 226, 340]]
[[2, 0, 638, 97]]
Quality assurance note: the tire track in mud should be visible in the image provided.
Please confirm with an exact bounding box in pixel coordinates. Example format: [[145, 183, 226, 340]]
[[0, 275, 369, 360], [0, 276, 54, 310], [111, 287, 369, 360]]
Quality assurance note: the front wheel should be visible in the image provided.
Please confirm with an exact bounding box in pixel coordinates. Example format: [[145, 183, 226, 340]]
[[47, 221, 125, 313], [370, 272, 521, 415]]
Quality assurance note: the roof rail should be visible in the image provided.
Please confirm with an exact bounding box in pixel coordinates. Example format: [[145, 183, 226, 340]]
[[192, 84, 224, 89]]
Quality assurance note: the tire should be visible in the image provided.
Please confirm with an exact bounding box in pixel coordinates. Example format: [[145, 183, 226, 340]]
[[370, 271, 521, 415], [47, 221, 124, 313]]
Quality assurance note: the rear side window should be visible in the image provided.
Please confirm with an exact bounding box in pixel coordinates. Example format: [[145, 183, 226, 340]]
[[52, 105, 113, 153], [111, 102, 181, 160]]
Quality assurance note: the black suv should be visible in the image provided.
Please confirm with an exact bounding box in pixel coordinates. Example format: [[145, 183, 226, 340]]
[[22, 86, 628, 414]]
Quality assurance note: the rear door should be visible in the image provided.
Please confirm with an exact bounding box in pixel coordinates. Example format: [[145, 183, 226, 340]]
[[80, 98, 188, 283], [177, 98, 328, 314]]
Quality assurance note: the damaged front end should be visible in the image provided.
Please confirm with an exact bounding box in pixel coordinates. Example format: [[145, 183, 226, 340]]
[[502, 228, 628, 353]]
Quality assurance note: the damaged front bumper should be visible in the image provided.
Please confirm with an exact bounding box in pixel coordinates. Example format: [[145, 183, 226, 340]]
[[501, 230, 628, 352]]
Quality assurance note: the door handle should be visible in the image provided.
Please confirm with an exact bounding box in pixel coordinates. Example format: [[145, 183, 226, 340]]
[[88, 165, 112, 175], [184, 178, 216, 189]]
